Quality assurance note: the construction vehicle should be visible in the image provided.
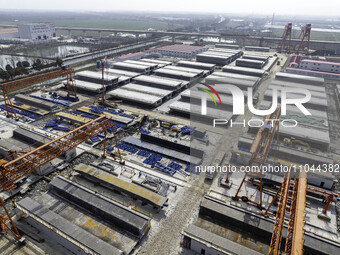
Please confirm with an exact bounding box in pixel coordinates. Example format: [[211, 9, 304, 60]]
[[283, 137, 311, 150]]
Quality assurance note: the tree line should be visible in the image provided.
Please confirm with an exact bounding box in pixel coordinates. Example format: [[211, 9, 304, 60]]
[[0, 57, 63, 81]]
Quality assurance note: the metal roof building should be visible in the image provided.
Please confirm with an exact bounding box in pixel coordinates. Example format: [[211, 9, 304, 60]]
[[183, 224, 262, 255], [106, 68, 141, 78], [16, 197, 124, 255], [163, 66, 206, 76], [215, 43, 240, 49], [177, 60, 215, 72], [107, 88, 163, 107], [222, 65, 266, 77], [244, 45, 270, 52], [63, 80, 105, 93], [275, 72, 325, 86], [77, 70, 119, 86], [133, 75, 182, 90], [169, 100, 233, 121], [124, 60, 159, 70], [211, 71, 260, 82], [236, 59, 266, 69], [156, 44, 206, 59], [139, 58, 172, 66], [205, 75, 260, 91], [112, 62, 151, 74], [119, 83, 174, 99], [196, 53, 233, 65], [153, 68, 200, 81], [242, 54, 269, 62]]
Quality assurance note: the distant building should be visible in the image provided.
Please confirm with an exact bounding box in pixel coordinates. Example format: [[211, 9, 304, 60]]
[[0, 28, 19, 39], [18, 23, 56, 41]]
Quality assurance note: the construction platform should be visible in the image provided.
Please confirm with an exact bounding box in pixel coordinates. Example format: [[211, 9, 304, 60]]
[[77, 106, 133, 125], [74, 163, 168, 211], [56, 112, 91, 125], [11, 101, 49, 116], [16, 197, 124, 255], [15, 94, 57, 111], [49, 176, 151, 238], [183, 224, 262, 255]]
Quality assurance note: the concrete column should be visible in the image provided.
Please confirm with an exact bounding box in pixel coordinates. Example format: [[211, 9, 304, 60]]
[[172, 36, 175, 43], [98, 31, 102, 38]]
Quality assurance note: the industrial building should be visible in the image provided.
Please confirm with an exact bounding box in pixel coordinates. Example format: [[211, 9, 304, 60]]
[[76, 70, 119, 86], [133, 75, 182, 90], [222, 65, 267, 77], [156, 44, 207, 58], [235, 59, 266, 69], [111, 62, 152, 74], [177, 60, 215, 73], [297, 59, 340, 74], [215, 43, 240, 49], [244, 45, 270, 52], [153, 68, 201, 81], [18, 23, 56, 40], [196, 49, 242, 65]]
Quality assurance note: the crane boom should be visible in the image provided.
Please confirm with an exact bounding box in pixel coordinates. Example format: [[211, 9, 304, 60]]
[[268, 168, 291, 255], [0, 115, 115, 241], [0, 116, 113, 191], [285, 174, 307, 255]]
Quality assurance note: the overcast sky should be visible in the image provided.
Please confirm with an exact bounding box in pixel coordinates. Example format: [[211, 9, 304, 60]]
[[1, 0, 340, 16]]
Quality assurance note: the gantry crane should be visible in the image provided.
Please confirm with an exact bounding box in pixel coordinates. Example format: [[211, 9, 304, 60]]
[[0, 67, 77, 119], [268, 168, 292, 255], [296, 24, 312, 55], [278, 23, 293, 53], [267, 170, 307, 255], [233, 107, 281, 209], [0, 115, 116, 242]]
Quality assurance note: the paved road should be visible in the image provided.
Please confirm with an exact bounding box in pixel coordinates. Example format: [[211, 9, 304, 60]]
[[63, 37, 169, 66]]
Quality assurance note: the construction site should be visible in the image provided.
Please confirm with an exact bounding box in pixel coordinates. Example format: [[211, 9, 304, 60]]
[[0, 19, 340, 255]]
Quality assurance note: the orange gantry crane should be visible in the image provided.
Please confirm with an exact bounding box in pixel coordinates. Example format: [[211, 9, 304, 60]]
[[268, 168, 292, 255], [267, 170, 307, 255], [0, 67, 77, 119], [0, 115, 115, 242], [233, 107, 281, 209]]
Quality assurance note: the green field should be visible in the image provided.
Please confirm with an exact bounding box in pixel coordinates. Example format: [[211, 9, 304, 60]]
[[0, 18, 178, 31]]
